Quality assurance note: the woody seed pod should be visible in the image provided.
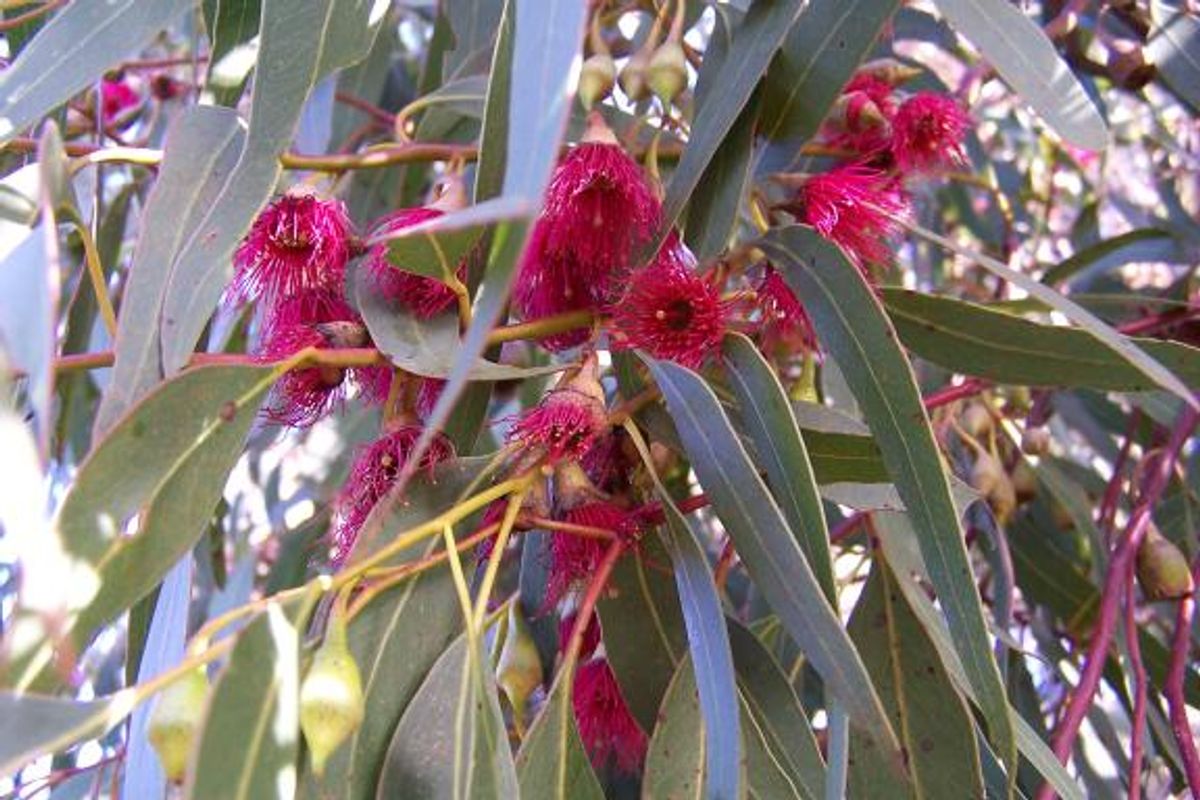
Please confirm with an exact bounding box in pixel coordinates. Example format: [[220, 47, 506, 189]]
[[1137, 524, 1194, 601]]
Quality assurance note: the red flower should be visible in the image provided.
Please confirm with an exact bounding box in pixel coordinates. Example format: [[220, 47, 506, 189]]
[[507, 360, 608, 463], [331, 426, 455, 567], [365, 207, 463, 319], [558, 611, 602, 661], [610, 239, 727, 368], [512, 114, 660, 348], [255, 290, 366, 428], [758, 268, 816, 353], [572, 658, 648, 775], [891, 92, 970, 174], [228, 192, 353, 306], [101, 77, 140, 122], [823, 73, 896, 156], [793, 164, 907, 269], [546, 502, 636, 606]]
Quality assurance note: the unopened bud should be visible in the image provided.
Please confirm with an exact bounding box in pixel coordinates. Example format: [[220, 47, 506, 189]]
[[147, 666, 208, 783], [857, 58, 923, 86], [579, 53, 617, 110], [1021, 427, 1051, 456], [647, 41, 687, 105], [971, 451, 1016, 523], [300, 616, 364, 777], [619, 50, 651, 102], [961, 402, 993, 439], [1137, 525, 1194, 601], [496, 601, 544, 732]]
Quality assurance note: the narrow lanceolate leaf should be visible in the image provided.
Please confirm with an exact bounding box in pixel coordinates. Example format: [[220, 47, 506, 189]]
[[202, 0, 263, 106], [906, 221, 1199, 411], [95, 107, 245, 437], [186, 604, 301, 800], [846, 560, 983, 799], [0, 693, 130, 777], [159, 0, 381, 374], [302, 488, 464, 799], [723, 333, 835, 603], [659, 508, 744, 800], [6, 365, 276, 692], [376, 635, 519, 799], [880, 289, 1200, 391], [1041, 229, 1176, 287], [1148, 0, 1200, 113], [643, 355, 904, 771], [659, 0, 805, 240], [760, 0, 900, 159], [643, 659, 709, 797], [596, 535, 686, 731], [353, 263, 561, 382], [871, 513, 1083, 800], [759, 225, 1016, 780], [515, 670, 603, 800], [729, 621, 826, 800], [0, 0, 193, 142], [933, 0, 1108, 150], [399, 0, 586, 489]]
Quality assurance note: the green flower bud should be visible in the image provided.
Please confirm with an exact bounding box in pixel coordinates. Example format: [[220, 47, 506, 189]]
[[1137, 525, 1194, 602], [147, 666, 208, 784], [300, 616, 364, 777], [578, 53, 616, 110], [647, 41, 687, 105], [496, 602, 544, 733], [619, 50, 651, 102]]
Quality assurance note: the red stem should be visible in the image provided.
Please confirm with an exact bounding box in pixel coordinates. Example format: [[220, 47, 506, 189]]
[[1124, 564, 1147, 800], [1164, 557, 1200, 797], [923, 377, 990, 410], [563, 541, 625, 667], [1038, 405, 1198, 800], [1097, 411, 1139, 537]]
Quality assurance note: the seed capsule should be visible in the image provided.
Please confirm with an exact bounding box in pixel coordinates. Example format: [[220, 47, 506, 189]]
[[619, 50, 651, 102], [579, 53, 617, 110], [147, 666, 208, 783], [647, 41, 687, 105], [300, 616, 365, 777], [1137, 524, 1194, 601]]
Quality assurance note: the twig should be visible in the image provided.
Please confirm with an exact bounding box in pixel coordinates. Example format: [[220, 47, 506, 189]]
[[1037, 404, 1199, 800], [1124, 564, 1147, 800], [1164, 556, 1200, 797]]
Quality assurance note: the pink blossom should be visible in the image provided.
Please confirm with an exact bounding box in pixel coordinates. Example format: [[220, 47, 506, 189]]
[[891, 92, 970, 173], [758, 268, 817, 353], [365, 207, 463, 319], [793, 164, 908, 269], [573, 658, 648, 774], [546, 502, 636, 606]]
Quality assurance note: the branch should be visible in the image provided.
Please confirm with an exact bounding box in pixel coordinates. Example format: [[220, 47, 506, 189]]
[[1164, 556, 1200, 797]]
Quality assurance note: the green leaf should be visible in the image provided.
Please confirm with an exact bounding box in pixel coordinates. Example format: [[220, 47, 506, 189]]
[[303, 498, 463, 798], [95, 107, 246, 437], [0, 693, 127, 777], [202, 0, 263, 106], [728, 621, 826, 800], [643, 657, 709, 799], [158, 0, 381, 374], [659, 508, 744, 799], [6, 365, 276, 692], [759, 225, 1016, 780], [186, 603, 301, 800], [596, 535, 686, 732], [846, 559, 982, 799], [399, 0, 585, 487], [444, 0, 505, 77], [1041, 229, 1176, 287], [353, 259, 562, 382], [933, 0, 1108, 150], [0, 0, 193, 142], [643, 355, 904, 769], [760, 0, 900, 156], [1148, 0, 1200, 113], [660, 0, 805, 239], [880, 288, 1200, 391], [907, 222, 1199, 411], [373, 198, 498, 283], [723, 333, 835, 602], [376, 634, 519, 799], [514, 669, 604, 800]]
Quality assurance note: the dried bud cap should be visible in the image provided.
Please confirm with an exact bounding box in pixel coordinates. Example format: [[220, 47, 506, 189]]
[[554, 461, 607, 511], [496, 601, 544, 731], [581, 110, 620, 147], [857, 58, 923, 86], [148, 666, 208, 783], [619, 49, 651, 102], [647, 41, 687, 105], [961, 402, 993, 439], [1137, 524, 1194, 602], [579, 53, 617, 110], [831, 90, 888, 132], [300, 615, 365, 777], [1021, 427, 1051, 456]]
